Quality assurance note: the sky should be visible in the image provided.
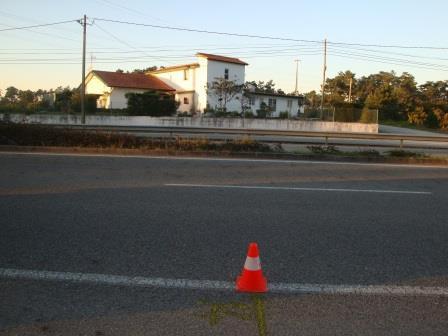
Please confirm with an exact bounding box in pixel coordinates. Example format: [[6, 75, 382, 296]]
[[0, 0, 447, 94]]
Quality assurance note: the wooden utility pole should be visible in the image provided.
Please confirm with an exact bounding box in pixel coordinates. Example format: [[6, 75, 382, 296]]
[[348, 77, 353, 103], [320, 38, 327, 112], [81, 14, 87, 124]]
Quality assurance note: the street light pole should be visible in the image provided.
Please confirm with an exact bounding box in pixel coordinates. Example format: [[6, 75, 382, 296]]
[[294, 59, 301, 95], [320, 38, 327, 114], [81, 14, 87, 125]]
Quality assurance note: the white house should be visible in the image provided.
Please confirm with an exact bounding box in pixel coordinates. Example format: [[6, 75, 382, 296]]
[[85, 70, 175, 109], [247, 91, 304, 117], [149, 52, 247, 113], [85, 52, 304, 115]]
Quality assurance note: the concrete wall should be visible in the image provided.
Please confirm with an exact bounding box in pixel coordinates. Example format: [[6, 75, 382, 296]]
[[1, 113, 379, 133]]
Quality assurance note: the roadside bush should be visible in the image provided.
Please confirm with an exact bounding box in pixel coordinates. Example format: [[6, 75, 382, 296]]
[[407, 106, 427, 125], [0, 123, 275, 153], [433, 108, 448, 129], [177, 112, 193, 117], [278, 111, 289, 119], [386, 150, 426, 158], [125, 91, 178, 116], [307, 145, 341, 155], [256, 102, 271, 118]]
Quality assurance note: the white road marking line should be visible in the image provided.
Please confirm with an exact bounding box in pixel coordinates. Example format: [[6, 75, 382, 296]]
[[1, 268, 448, 297], [165, 183, 432, 195], [1, 151, 447, 169]]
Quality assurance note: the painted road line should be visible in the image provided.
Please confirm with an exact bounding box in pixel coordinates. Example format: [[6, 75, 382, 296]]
[[165, 183, 432, 195], [1, 151, 448, 169], [1, 268, 448, 297]]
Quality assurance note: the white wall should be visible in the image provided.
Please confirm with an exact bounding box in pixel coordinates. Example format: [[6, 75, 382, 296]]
[[175, 92, 194, 113], [195, 57, 209, 113], [85, 75, 111, 95], [205, 59, 245, 112], [152, 68, 196, 92], [1, 113, 379, 133], [108, 88, 149, 109]]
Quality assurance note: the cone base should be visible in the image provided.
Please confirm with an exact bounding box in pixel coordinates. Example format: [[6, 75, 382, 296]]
[[236, 275, 268, 293]]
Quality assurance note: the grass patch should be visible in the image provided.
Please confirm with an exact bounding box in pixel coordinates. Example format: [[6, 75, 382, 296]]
[[0, 123, 277, 153], [307, 145, 341, 155], [385, 150, 427, 158], [306, 145, 429, 159], [381, 120, 447, 134]]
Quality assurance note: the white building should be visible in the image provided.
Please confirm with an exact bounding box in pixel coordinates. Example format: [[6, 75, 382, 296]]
[[85, 52, 304, 115], [149, 52, 247, 113], [246, 91, 304, 117], [85, 70, 175, 109]]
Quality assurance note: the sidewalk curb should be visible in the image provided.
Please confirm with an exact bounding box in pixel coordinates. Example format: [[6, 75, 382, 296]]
[[0, 145, 447, 166]]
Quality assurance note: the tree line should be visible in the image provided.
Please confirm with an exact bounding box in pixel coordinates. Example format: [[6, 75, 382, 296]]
[[304, 71, 448, 128], [0, 86, 97, 114], [1, 69, 446, 127]]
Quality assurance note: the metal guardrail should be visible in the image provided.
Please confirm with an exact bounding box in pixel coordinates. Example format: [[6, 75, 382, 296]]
[[55, 124, 448, 149]]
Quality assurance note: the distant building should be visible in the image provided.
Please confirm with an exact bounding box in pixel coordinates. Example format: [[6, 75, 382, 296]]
[[85, 52, 304, 115], [36, 91, 56, 107], [245, 91, 304, 117]]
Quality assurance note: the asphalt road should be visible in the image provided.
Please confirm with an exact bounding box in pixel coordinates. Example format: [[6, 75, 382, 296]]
[[1, 152, 448, 335]]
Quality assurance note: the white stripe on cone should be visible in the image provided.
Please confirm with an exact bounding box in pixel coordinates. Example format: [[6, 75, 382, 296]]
[[244, 256, 261, 271]]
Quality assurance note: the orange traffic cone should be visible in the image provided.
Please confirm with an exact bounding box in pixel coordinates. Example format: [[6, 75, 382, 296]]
[[236, 242, 268, 293]]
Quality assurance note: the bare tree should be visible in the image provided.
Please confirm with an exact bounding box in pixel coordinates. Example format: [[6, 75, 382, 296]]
[[206, 78, 242, 112]]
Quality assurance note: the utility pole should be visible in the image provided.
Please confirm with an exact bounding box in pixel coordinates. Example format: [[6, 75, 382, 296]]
[[294, 59, 301, 94], [320, 38, 327, 112], [80, 14, 87, 125], [348, 77, 353, 103]]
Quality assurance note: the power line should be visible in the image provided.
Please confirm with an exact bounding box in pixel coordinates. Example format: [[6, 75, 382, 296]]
[[328, 45, 448, 61], [93, 17, 448, 50], [327, 50, 448, 70], [93, 17, 324, 45], [92, 21, 177, 65], [93, 0, 169, 24], [0, 19, 78, 32], [0, 22, 80, 43]]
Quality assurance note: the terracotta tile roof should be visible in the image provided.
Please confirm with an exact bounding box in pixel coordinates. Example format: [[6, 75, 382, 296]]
[[149, 63, 200, 74], [196, 52, 248, 65], [91, 70, 175, 91]]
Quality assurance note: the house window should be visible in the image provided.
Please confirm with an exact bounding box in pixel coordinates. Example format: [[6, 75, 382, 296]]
[[249, 96, 255, 106], [183, 97, 189, 104], [224, 68, 229, 80], [183, 69, 188, 80], [268, 98, 277, 111], [287, 100, 292, 108]]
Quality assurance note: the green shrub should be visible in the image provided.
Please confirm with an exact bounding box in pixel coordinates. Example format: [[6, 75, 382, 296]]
[[307, 145, 341, 155], [125, 91, 178, 116], [278, 111, 289, 119], [386, 150, 426, 158], [407, 106, 427, 125], [0, 123, 275, 153]]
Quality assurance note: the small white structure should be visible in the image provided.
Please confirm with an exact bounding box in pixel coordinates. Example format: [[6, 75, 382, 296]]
[[247, 92, 304, 117], [86, 52, 304, 115], [85, 70, 175, 109]]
